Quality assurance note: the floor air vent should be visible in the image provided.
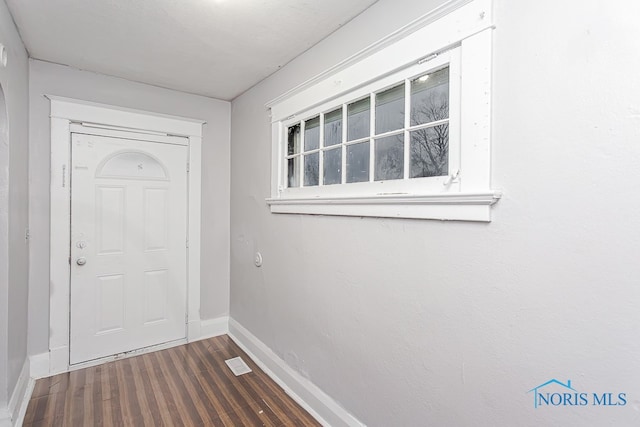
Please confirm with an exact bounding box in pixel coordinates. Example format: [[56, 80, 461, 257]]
[[225, 356, 252, 376]]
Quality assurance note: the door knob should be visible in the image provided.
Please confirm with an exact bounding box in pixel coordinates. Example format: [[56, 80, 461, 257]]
[[76, 257, 87, 266]]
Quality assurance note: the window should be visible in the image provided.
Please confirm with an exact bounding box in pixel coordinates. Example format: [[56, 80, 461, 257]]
[[267, 0, 501, 221], [285, 64, 452, 190]]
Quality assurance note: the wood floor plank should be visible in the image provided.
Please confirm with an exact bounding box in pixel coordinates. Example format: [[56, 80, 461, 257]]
[[211, 339, 321, 427], [100, 363, 114, 427], [189, 341, 258, 411], [202, 339, 320, 427], [151, 350, 192, 426], [180, 348, 237, 419], [166, 345, 220, 425], [129, 355, 163, 426], [23, 395, 47, 425], [69, 369, 86, 427], [90, 366, 102, 427], [107, 360, 125, 426], [24, 335, 321, 427], [82, 366, 95, 426]]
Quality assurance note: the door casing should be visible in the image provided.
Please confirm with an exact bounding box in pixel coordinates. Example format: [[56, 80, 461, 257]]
[[48, 96, 204, 374]]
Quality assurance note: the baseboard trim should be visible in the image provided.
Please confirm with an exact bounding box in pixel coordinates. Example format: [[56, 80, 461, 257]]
[[228, 318, 365, 427], [0, 408, 10, 427], [49, 345, 69, 375], [30, 353, 50, 380], [187, 318, 202, 341], [8, 358, 35, 427], [43, 317, 229, 377], [197, 316, 229, 340]]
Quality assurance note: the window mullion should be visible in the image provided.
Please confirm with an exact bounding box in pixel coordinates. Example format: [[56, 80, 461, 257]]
[[404, 79, 411, 180], [300, 121, 305, 188], [344, 136, 370, 145], [319, 114, 324, 186], [341, 104, 347, 184], [369, 93, 375, 182]]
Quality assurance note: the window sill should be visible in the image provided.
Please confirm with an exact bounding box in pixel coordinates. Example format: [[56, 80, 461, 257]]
[[266, 191, 501, 222]]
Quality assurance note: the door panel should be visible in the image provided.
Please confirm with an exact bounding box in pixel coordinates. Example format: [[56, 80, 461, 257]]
[[70, 133, 188, 364]]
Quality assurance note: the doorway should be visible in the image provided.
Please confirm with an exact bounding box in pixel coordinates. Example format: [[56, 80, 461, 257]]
[[70, 132, 189, 364], [48, 97, 204, 373]]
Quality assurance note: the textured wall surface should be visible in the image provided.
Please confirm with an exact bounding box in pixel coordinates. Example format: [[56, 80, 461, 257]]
[[0, 0, 29, 411], [230, 1, 640, 425], [28, 60, 232, 355]]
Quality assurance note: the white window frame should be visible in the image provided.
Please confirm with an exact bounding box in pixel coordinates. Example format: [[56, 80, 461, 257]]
[[266, 0, 500, 221]]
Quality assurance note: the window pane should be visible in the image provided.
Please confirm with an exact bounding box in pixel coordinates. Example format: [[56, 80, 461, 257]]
[[347, 98, 370, 141], [375, 84, 405, 134], [410, 124, 449, 178], [411, 67, 449, 126], [287, 124, 300, 155], [323, 147, 342, 185], [346, 142, 370, 183], [375, 134, 404, 181], [304, 116, 320, 151], [304, 153, 319, 186], [287, 157, 300, 187], [324, 108, 342, 147]]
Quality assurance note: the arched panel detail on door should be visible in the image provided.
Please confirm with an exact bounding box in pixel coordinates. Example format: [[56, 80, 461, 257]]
[[96, 150, 169, 181]]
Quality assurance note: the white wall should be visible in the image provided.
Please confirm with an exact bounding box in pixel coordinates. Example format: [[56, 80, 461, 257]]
[[0, 0, 29, 413], [230, 1, 640, 425], [28, 60, 231, 356]]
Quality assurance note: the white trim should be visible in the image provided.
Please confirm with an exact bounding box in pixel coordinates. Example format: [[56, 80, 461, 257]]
[[47, 96, 205, 136], [187, 319, 202, 342], [49, 345, 69, 376], [266, 0, 475, 110], [0, 410, 9, 427], [47, 317, 225, 376], [8, 358, 34, 427], [267, 0, 497, 222], [198, 316, 230, 340], [459, 27, 492, 191], [187, 135, 203, 342], [48, 97, 203, 375], [229, 318, 365, 427], [267, 192, 501, 221], [13, 380, 34, 427], [69, 123, 189, 146], [267, 0, 492, 121], [29, 352, 50, 380]]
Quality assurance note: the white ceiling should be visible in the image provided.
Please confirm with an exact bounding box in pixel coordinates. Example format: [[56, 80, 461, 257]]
[[6, 0, 378, 100]]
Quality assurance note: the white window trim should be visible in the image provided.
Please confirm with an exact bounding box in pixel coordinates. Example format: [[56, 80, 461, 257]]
[[48, 96, 204, 374], [266, 0, 501, 222]]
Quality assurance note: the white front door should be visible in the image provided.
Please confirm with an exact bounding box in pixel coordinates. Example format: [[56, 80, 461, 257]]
[[70, 132, 188, 364]]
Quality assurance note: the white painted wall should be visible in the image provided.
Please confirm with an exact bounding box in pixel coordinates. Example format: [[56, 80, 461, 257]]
[[230, 1, 640, 425], [0, 0, 29, 414], [28, 60, 231, 356], [0, 78, 7, 416]]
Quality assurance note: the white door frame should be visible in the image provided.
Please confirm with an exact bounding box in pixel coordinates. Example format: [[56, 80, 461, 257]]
[[48, 96, 204, 374]]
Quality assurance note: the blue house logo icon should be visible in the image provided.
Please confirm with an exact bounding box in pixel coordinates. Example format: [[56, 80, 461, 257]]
[[527, 379, 576, 408], [528, 379, 627, 408]]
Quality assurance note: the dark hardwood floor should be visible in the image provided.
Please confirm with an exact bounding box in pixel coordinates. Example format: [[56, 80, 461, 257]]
[[23, 335, 322, 426]]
